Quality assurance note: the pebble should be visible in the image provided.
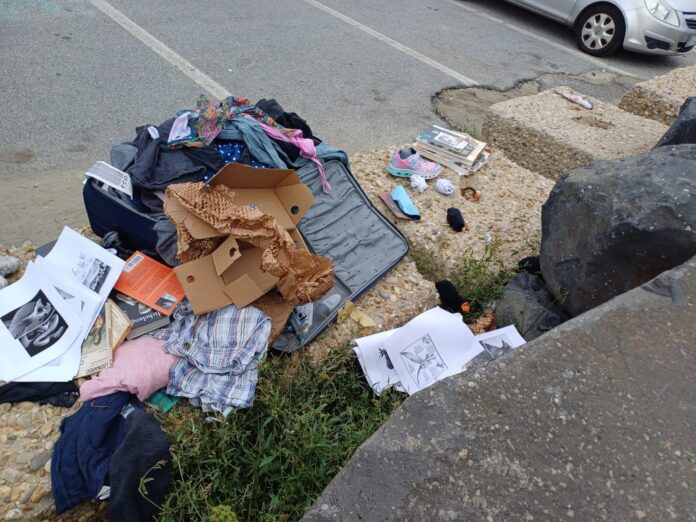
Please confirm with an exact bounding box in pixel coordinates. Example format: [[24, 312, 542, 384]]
[[4, 508, 23, 521], [30, 487, 45, 504], [39, 423, 52, 437], [43, 461, 51, 474], [16, 415, 32, 429], [0, 470, 21, 484], [378, 290, 390, 300], [0, 254, 20, 277], [20, 486, 35, 504], [15, 452, 34, 465], [44, 441, 54, 452], [29, 452, 52, 473]]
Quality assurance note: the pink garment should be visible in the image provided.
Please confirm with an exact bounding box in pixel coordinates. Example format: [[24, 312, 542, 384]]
[[79, 336, 179, 402], [248, 115, 332, 194]]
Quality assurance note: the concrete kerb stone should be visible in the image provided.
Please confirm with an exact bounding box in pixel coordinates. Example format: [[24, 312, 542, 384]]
[[349, 148, 554, 279], [620, 64, 696, 126], [482, 87, 667, 180]]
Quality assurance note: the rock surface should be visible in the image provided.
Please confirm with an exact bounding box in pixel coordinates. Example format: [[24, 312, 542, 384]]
[[0, 254, 20, 278], [482, 87, 666, 179], [495, 272, 569, 340], [655, 97, 696, 148], [303, 255, 696, 521], [620, 64, 696, 126], [540, 144, 696, 316]]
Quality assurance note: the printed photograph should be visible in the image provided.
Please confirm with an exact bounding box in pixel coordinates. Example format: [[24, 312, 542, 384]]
[[81, 307, 107, 355], [479, 334, 517, 359], [1, 291, 68, 357], [400, 333, 447, 386], [434, 131, 466, 150], [73, 254, 111, 294], [155, 294, 177, 311]]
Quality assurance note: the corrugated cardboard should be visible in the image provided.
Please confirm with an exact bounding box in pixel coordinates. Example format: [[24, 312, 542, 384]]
[[170, 163, 317, 315]]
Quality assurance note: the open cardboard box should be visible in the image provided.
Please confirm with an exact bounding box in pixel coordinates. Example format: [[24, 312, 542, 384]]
[[171, 163, 314, 316]]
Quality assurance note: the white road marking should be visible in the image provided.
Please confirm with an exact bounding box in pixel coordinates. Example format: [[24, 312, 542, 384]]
[[90, 0, 232, 98], [444, 0, 639, 78], [303, 0, 480, 86]]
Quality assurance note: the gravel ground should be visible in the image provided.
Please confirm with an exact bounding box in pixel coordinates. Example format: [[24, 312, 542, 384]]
[[620, 64, 696, 125]]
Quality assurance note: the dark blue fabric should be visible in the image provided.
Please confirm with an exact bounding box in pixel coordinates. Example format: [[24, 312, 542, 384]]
[[201, 141, 273, 182], [51, 392, 143, 514]]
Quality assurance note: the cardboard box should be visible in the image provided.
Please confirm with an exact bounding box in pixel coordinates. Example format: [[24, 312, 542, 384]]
[[171, 163, 315, 315]]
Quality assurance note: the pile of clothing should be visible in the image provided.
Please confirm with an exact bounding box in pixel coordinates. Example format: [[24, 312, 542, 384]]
[[107, 95, 348, 266]]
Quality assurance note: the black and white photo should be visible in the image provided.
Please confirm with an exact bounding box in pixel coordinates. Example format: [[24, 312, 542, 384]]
[[1, 290, 68, 357]]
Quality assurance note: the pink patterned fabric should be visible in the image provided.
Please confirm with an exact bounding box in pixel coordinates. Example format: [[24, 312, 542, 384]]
[[79, 336, 179, 401], [250, 115, 332, 194]]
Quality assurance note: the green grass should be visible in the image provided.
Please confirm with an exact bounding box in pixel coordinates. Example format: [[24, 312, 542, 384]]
[[158, 348, 403, 522], [411, 240, 515, 319]]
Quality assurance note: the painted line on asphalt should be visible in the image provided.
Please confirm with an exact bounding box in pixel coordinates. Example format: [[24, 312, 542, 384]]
[[303, 0, 480, 86], [90, 0, 232, 98], [443, 0, 639, 79]]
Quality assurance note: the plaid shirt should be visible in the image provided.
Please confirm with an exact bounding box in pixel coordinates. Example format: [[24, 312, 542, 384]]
[[152, 302, 271, 414]]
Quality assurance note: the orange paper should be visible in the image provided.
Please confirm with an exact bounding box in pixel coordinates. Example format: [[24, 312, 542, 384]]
[[114, 251, 185, 316]]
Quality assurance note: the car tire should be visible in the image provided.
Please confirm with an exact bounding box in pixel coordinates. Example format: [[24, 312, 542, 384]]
[[575, 4, 625, 56]]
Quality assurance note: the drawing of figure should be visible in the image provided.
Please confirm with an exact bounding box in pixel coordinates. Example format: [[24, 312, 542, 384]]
[[400, 334, 447, 386]]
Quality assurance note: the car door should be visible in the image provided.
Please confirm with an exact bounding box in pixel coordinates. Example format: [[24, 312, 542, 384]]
[[516, 0, 579, 23]]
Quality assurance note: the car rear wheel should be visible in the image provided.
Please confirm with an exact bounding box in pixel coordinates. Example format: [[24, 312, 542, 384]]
[[575, 4, 625, 56]]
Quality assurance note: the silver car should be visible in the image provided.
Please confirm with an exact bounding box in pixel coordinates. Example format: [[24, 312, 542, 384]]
[[504, 0, 696, 56]]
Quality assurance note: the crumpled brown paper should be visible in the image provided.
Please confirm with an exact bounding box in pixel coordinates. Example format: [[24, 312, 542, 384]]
[[165, 182, 334, 305]]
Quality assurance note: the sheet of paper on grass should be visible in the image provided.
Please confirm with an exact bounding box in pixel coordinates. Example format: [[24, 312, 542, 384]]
[[13, 261, 103, 382], [352, 329, 405, 395], [0, 268, 82, 382], [382, 307, 483, 395]]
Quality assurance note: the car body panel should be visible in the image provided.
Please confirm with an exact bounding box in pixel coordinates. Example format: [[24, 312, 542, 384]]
[[503, 0, 696, 54]]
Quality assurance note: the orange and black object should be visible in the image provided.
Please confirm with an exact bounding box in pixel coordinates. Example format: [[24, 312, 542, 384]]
[[435, 280, 470, 316]]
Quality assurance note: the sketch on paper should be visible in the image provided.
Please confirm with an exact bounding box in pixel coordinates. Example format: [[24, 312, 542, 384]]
[[479, 335, 516, 359], [72, 254, 111, 294], [399, 334, 447, 386]]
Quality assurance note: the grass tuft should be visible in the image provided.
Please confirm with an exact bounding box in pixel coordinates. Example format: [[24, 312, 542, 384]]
[[450, 240, 515, 319], [159, 348, 402, 522]]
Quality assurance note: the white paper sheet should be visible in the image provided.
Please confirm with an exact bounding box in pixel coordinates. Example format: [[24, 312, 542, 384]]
[[382, 307, 483, 395], [14, 261, 103, 382], [352, 329, 405, 395], [44, 227, 125, 322], [474, 325, 526, 361], [0, 269, 82, 381]]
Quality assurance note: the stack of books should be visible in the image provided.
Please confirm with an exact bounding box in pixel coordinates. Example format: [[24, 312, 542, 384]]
[[414, 125, 490, 176], [111, 251, 185, 339]]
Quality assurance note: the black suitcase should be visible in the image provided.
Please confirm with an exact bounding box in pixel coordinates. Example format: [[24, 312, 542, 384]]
[[83, 180, 161, 259]]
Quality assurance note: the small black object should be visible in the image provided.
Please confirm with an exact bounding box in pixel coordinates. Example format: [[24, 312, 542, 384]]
[[446, 207, 465, 232], [436, 280, 466, 315], [518, 256, 541, 274]]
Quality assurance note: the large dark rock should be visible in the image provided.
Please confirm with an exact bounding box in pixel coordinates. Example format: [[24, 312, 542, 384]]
[[656, 97, 696, 147], [540, 144, 696, 316], [495, 272, 569, 340]]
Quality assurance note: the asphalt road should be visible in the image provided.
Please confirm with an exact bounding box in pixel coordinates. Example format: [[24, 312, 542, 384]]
[[1, 0, 694, 244]]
